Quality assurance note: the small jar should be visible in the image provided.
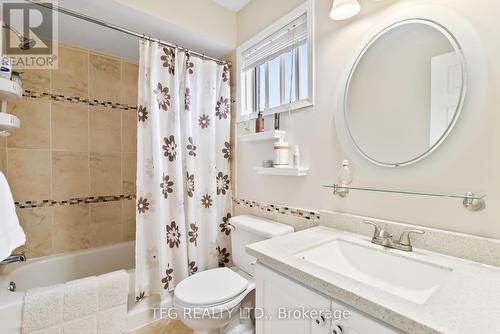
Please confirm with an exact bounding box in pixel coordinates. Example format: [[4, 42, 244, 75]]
[[292, 145, 300, 168], [273, 141, 289, 168], [262, 160, 274, 168]]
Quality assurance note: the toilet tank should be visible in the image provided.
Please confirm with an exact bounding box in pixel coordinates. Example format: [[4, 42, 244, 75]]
[[230, 215, 294, 276]]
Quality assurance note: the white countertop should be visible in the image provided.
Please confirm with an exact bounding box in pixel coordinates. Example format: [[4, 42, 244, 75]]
[[246, 226, 500, 334]]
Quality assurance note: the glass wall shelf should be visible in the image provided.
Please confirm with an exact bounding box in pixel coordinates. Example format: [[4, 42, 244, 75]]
[[323, 184, 486, 211], [323, 185, 485, 199]]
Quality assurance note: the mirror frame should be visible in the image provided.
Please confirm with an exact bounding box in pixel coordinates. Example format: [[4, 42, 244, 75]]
[[341, 18, 467, 168]]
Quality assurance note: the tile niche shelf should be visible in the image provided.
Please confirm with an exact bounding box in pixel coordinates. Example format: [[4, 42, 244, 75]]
[[254, 167, 310, 176], [239, 130, 286, 142], [0, 78, 23, 135]]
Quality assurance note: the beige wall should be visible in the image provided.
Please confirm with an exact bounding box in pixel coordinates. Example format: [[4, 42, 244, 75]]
[[237, 0, 304, 44], [235, 0, 500, 239], [116, 0, 237, 49], [6, 44, 137, 258]]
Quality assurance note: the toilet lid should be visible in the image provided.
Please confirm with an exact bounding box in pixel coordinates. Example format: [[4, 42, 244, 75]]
[[174, 267, 248, 307]]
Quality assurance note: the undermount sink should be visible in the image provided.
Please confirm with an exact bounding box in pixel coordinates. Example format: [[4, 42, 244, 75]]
[[295, 238, 453, 304]]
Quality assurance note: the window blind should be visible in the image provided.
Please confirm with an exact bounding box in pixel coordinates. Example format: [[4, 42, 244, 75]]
[[242, 13, 308, 71]]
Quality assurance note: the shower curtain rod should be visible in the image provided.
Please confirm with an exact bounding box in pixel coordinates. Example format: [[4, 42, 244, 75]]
[[24, 0, 231, 66]]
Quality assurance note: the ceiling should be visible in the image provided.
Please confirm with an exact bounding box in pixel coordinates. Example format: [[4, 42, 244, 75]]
[[213, 0, 252, 12], [16, 0, 235, 61]]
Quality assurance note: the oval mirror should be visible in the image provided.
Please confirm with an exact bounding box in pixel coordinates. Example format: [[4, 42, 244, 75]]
[[344, 19, 466, 167]]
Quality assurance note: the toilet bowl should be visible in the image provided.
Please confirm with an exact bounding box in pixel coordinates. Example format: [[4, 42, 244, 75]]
[[173, 215, 294, 334], [174, 267, 255, 334]]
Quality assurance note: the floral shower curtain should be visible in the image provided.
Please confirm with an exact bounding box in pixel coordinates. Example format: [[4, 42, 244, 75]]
[[135, 40, 232, 301]]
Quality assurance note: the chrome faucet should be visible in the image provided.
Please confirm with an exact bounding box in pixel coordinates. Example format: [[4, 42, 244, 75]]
[[363, 221, 424, 252], [0, 253, 26, 265]]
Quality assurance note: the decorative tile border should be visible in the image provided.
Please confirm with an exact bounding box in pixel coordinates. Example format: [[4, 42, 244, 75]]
[[15, 194, 136, 209], [234, 198, 320, 221], [23, 90, 138, 111]]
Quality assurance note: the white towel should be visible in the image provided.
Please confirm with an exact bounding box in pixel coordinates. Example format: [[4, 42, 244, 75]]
[[22, 284, 64, 333], [63, 315, 97, 334], [0, 171, 26, 262], [98, 304, 127, 334], [63, 277, 99, 322], [98, 270, 129, 310], [22, 271, 129, 334], [30, 326, 62, 334]]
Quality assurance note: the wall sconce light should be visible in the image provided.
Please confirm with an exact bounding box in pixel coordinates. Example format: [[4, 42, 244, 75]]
[[329, 0, 361, 20]]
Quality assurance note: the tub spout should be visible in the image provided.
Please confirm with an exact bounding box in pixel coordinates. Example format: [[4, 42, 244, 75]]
[[1, 253, 26, 265]]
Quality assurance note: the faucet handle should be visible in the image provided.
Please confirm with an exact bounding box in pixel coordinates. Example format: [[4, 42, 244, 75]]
[[398, 229, 425, 246], [363, 220, 385, 238]]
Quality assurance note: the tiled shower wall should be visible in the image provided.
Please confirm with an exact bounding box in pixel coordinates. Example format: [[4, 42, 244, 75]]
[[4, 44, 138, 258]]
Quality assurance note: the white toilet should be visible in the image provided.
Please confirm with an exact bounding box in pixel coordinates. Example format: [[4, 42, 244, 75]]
[[173, 215, 294, 334]]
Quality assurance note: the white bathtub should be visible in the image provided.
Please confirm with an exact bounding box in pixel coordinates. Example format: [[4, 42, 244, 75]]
[[0, 242, 170, 333]]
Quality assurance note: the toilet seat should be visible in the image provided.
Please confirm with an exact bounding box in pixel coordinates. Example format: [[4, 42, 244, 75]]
[[174, 267, 249, 308]]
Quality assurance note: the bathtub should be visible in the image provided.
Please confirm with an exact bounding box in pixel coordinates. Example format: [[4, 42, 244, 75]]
[[0, 242, 171, 333]]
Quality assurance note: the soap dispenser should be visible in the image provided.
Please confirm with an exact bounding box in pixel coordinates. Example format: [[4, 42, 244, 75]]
[[337, 160, 353, 185], [335, 160, 352, 197]]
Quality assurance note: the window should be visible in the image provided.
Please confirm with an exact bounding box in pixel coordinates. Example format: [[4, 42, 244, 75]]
[[236, 2, 314, 121]]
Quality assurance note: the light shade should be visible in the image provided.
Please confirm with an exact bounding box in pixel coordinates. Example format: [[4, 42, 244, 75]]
[[329, 0, 361, 20]]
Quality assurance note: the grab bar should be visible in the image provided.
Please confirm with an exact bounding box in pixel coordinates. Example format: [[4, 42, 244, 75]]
[[0, 253, 26, 265]]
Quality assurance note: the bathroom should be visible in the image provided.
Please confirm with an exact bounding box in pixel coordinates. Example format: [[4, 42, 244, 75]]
[[0, 0, 499, 333]]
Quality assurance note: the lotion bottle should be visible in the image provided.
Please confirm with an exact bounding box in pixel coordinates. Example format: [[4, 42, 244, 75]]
[[255, 111, 264, 132], [292, 145, 301, 168]]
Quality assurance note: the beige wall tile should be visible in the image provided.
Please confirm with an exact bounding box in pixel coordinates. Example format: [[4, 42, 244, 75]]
[[7, 98, 50, 149], [7, 149, 51, 201], [89, 202, 123, 247], [51, 101, 89, 151], [53, 223, 91, 254], [233, 202, 318, 232], [122, 153, 136, 195], [89, 222, 123, 249], [6, 43, 140, 258], [233, 203, 252, 216], [122, 110, 137, 153], [53, 204, 91, 253], [122, 198, 136, 241], [0, 148, 5, 174], [90, 152, 121, 196], [17, 207, 53, 258], [234, 204, 280, 222], [276, 214, 314, 232], [90, 106, 121, 152], [89, 53, 121, 102], [52, 152, 90, 200], [4, 43, 141, 258], [121, 61, 138, 106], [53, 204, 90, 227], [19, 69, 50, 93], [90, 201, 122, 225], [51, 45, 89, 98]]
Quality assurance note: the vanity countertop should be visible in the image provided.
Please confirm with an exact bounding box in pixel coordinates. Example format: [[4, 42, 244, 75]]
[[246, 226, 500, 334]]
